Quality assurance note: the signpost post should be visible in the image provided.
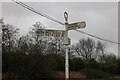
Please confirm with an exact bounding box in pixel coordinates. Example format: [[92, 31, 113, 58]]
[[64, 12, 69, 80], [64, 12, 86, 80]]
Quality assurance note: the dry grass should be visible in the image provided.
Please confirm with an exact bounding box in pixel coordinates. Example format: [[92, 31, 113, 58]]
[[50, 71, 86, 79]]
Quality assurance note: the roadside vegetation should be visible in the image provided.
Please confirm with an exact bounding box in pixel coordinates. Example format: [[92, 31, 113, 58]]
[[1, 19, 119, 79]]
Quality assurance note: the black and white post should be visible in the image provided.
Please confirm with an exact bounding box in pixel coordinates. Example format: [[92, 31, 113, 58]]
[[64, 12, 69, 80], [64, 12, 86, 80]]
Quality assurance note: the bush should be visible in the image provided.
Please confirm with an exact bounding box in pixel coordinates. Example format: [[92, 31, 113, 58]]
[[70, 58, 85, 71], [81, 68, 112, 79], [85, 60, 100, 70], [2, 51, 64, 78]]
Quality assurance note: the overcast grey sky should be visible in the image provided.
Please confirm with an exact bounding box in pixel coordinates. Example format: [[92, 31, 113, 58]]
[[2, 2, 118, 55]]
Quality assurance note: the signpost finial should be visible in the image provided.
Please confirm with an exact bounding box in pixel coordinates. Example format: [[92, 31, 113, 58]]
[[64, 12, 68, 22]]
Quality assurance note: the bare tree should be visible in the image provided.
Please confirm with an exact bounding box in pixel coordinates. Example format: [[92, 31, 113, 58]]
[[1, 19, 19, 52], [99, 53, 117, 64], [29, 22, 65, 55], [46, 37, 65, 55], [73, 38, 106, 61]]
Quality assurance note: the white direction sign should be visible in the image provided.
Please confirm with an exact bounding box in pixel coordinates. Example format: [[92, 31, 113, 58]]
[[36, 29, 71, 45], [67, 21, 86, 30], [36, 29, 66, 38]]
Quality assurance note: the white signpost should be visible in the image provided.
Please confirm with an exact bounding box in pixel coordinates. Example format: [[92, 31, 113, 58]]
[[36, 12, 86, 80], [64, 12, 86, 80]]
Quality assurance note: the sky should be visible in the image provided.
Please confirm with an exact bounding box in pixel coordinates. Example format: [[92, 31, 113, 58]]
[[2, 2, 118, 55]]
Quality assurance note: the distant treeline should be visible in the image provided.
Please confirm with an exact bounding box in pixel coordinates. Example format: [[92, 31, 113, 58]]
[[1, 19, 120, 79]]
